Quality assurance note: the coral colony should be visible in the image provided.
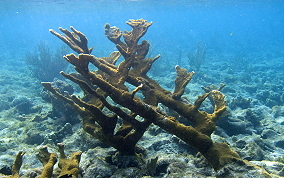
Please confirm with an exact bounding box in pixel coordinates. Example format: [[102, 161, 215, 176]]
[[7, 19, 271, 177]]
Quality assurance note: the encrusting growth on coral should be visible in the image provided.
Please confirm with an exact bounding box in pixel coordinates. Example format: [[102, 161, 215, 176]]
[[43, 19, 242, 171]]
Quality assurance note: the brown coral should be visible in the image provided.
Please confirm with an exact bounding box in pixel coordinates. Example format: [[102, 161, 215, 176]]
[[3, 151, 25, 178], [45, 19, 241, 171]]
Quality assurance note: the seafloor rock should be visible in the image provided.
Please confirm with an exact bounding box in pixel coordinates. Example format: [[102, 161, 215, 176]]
[[256, 90, 283, 107], [275, 140, 284, 149], [272, 106, 284, 118], [25, 128, 44, 145], [42, 122, 73, 145], [82, 158, 115, 178], [40, 79, 80, 125], [218, 114, 254, 135], [229, 95, 252, 109], [215, 159, 272, 178], [0, 163, 12, 176], [238, 139, 265, 161], [11, 96, 33, 114], [251, 161, 284, 177], [0, 155, 15, 176], [243, 84, 258, 94], [231, 134, 275, 161], [261, 129, 279, 139], [59, 126, 110, 152], [110, 167, 145, 178], [218, 107, 264, 136], [0, 97, 10, 112]]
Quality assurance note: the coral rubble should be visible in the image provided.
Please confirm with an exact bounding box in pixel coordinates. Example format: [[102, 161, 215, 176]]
[[42, 19, 242, 171]]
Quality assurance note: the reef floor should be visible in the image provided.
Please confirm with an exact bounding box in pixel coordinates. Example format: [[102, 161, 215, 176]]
[[1, 51, 284, 177]]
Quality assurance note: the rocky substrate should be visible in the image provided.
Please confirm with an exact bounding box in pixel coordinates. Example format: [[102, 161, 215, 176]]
[[0, 53, 284, 177]]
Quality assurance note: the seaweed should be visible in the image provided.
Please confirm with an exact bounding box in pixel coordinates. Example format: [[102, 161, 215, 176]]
[[24, 42, 69, 82]]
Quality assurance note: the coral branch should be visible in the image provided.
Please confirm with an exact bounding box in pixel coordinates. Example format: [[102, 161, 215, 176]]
[[7, 151, 25, 178], [131, 83, 143, 98], [36, 145, 57, 178], [57, 143, 82, 178], [49, 26, 93, 54], [172, 65, 195, 100]]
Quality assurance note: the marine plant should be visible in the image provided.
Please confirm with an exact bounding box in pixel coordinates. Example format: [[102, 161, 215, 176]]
[[24, 42, 69, 82], [187, 41, 206, 72], [42, 19, 242, 172]]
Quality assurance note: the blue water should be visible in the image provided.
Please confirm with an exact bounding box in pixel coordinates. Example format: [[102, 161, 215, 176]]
[[1, 1, 284, 176], [0, 0, 283, 62]]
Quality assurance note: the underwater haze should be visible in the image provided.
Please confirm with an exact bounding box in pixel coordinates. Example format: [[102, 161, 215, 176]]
[[1, 0, 284, 177], [1, 0, 283, 59]]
